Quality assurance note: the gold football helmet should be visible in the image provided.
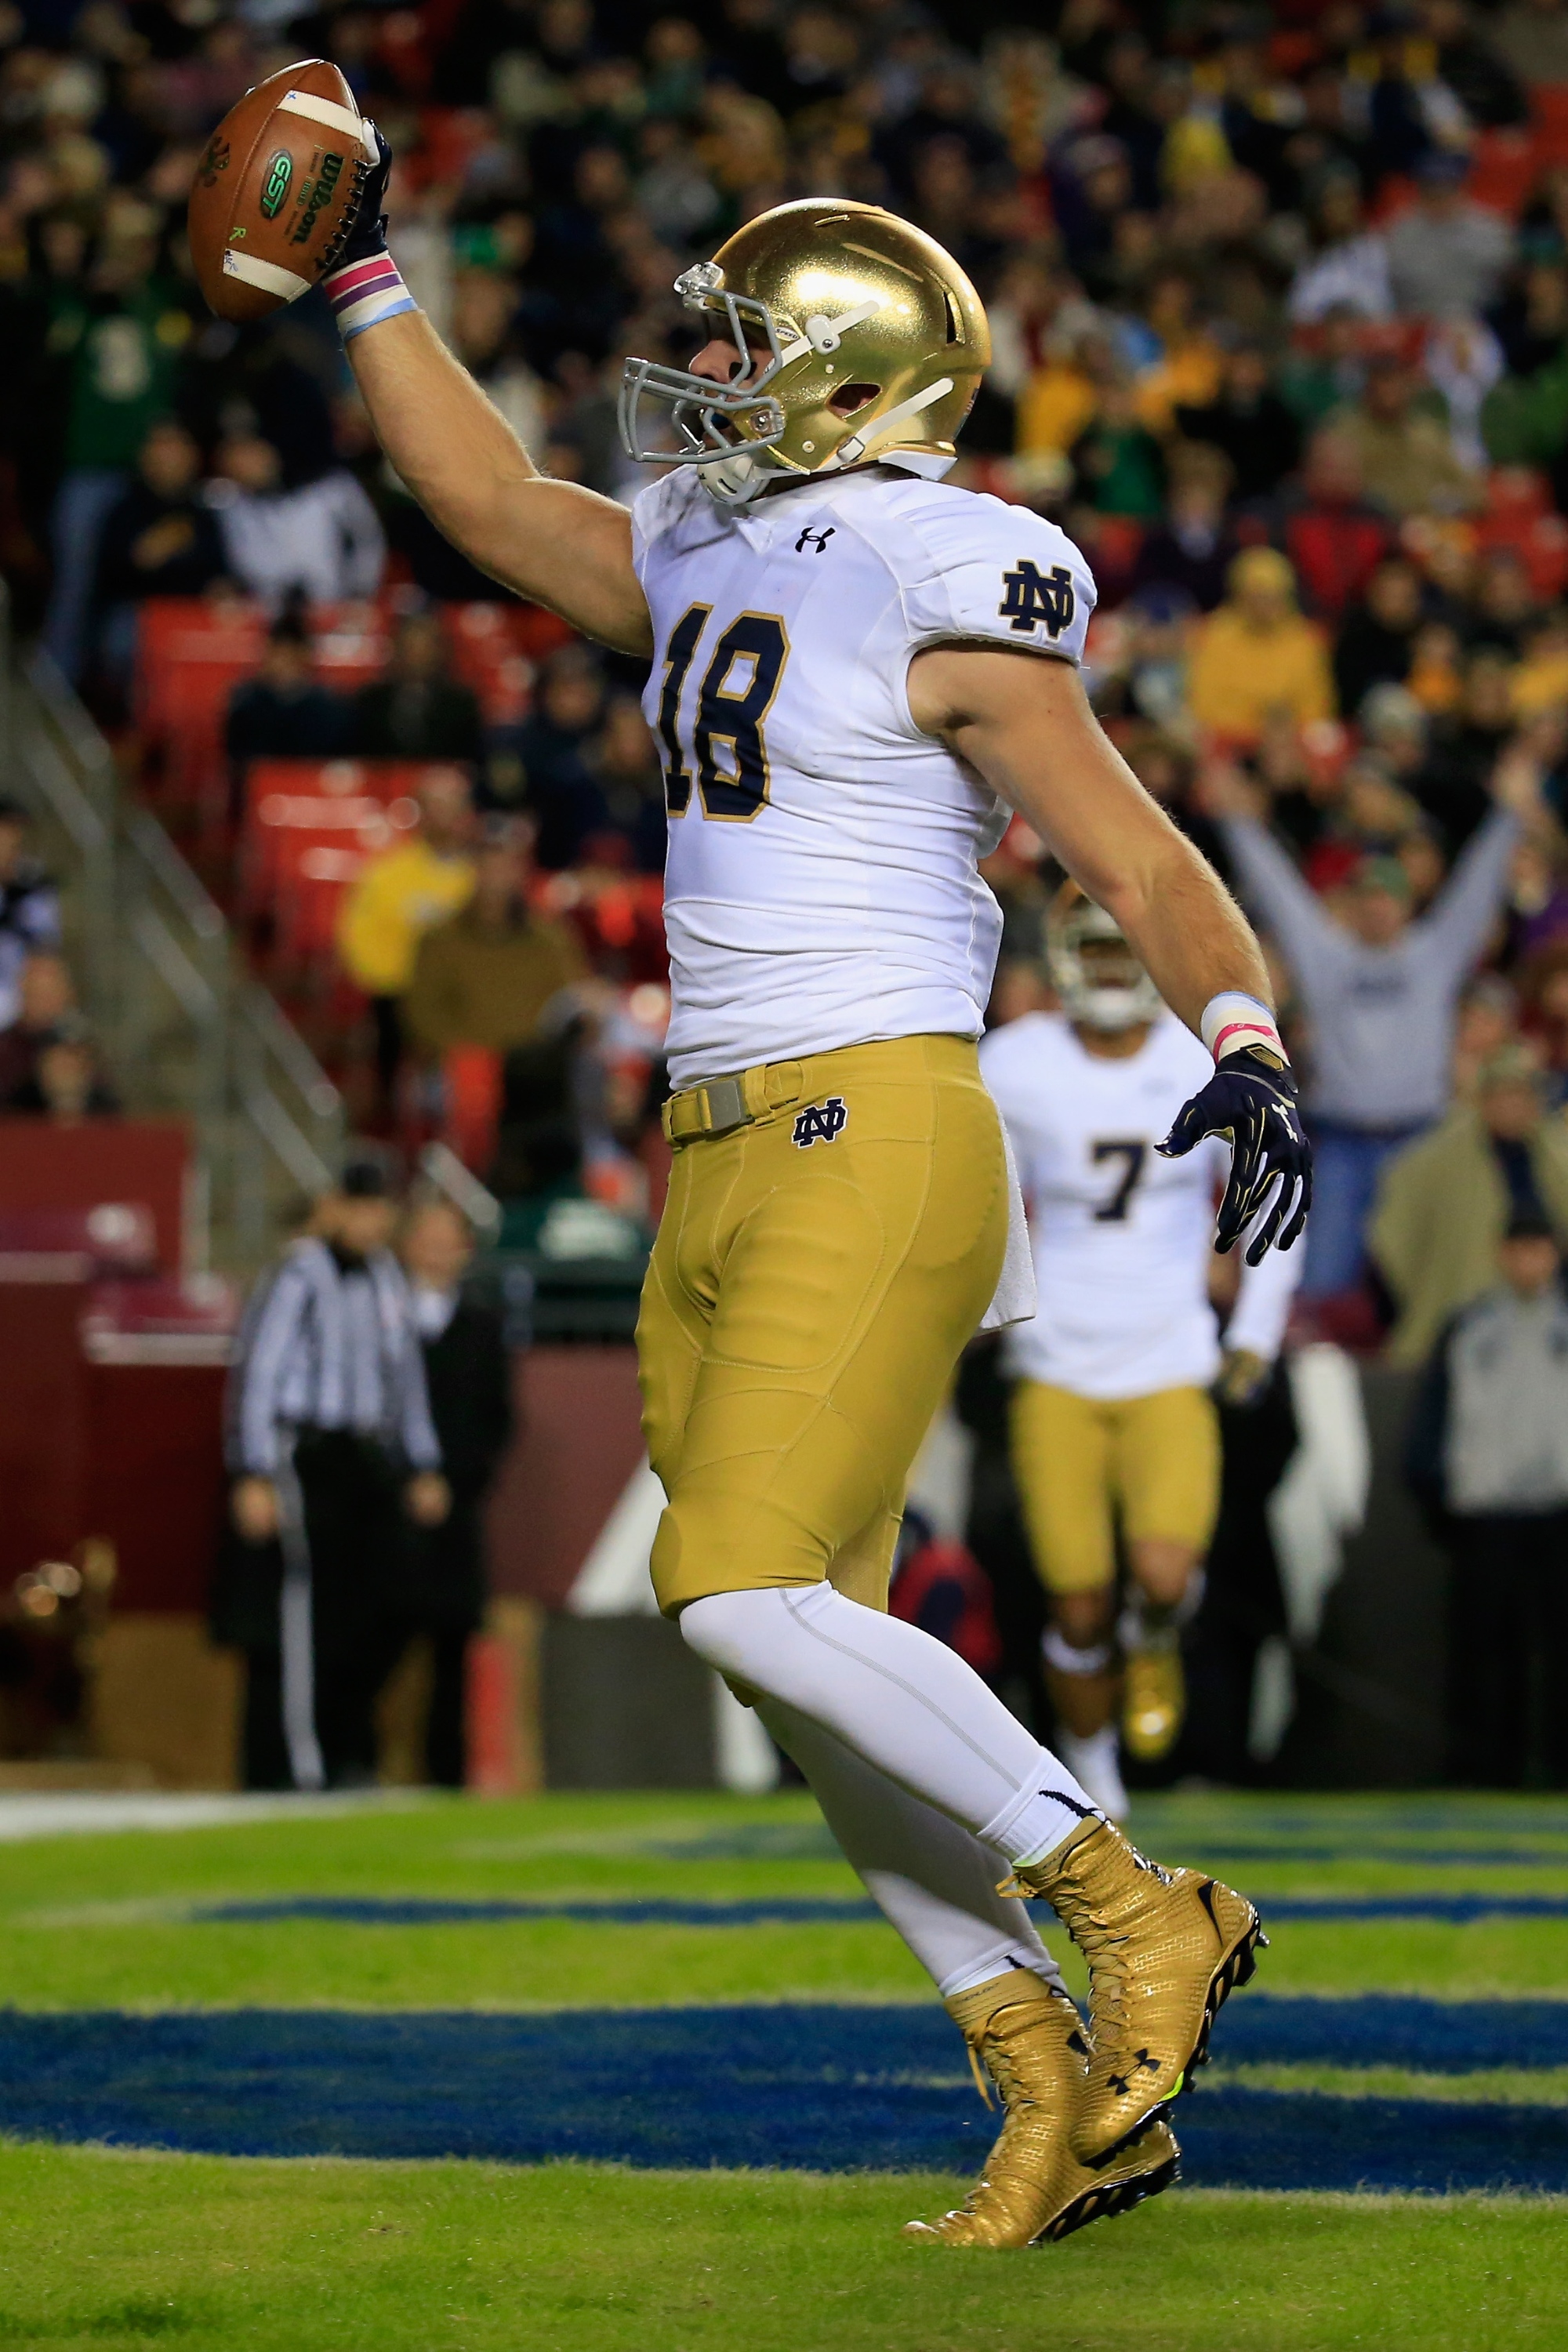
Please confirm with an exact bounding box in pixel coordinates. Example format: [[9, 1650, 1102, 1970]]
[[619, 197, 990, 506]]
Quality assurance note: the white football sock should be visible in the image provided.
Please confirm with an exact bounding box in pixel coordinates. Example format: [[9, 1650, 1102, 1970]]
[[680, 1584, 1100, 1864], [757, 1696, 1065, 2002]]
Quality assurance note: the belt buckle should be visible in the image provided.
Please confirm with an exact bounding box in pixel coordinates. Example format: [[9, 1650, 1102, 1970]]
[[701, 1075, 747, 1136]]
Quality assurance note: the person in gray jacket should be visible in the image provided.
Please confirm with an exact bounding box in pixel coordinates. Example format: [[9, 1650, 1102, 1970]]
[[1406, 1210, 1568, 1787], [1218, 782, 1521, 1298]]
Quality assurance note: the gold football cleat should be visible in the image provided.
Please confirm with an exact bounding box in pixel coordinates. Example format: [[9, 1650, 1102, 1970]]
[[902, 1969, 1181, 2249], [1123, 1639, 1185, 1762], [1010, 1821, 1265, 2165]]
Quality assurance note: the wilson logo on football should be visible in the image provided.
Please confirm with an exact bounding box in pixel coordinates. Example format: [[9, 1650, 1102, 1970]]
[[259, 151, 293, 220], [290, 151, 344, 245]]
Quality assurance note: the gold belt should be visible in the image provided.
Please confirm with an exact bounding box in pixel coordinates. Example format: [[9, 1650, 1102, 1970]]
[[662, 1058, 806, 1145]]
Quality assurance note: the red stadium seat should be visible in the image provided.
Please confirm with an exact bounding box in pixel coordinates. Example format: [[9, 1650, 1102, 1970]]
[[1465, 128, 1538, 219]]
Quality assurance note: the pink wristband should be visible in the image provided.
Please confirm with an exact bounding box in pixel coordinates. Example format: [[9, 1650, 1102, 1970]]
[[1201, 991, 1287, 1064], [324, 253, 418, 342]]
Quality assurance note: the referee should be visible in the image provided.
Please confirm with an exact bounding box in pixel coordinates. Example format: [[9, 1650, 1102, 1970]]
[[227, 1159, 448, 1789]]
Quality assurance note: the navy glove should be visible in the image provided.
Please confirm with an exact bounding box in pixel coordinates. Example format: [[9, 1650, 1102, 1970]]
[[327, 120, 393, 274], [1158, 1043, 1312, 1265]]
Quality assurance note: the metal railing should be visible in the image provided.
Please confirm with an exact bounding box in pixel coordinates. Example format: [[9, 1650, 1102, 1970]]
[[8, 600, 344, 1269]]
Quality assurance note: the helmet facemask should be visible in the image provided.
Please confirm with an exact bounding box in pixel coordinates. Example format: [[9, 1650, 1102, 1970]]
[[1049, 906, 1164, 1034], [619, 263, 794, 507]]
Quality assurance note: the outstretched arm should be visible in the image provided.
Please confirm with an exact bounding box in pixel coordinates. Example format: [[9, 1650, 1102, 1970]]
[[346, 314, 652, 655], [909, 648, 1270, 1028], [909, 644, 1311, 1258]]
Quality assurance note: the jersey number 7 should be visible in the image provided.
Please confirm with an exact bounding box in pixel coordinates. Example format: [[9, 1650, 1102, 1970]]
[[655, 602, 791, 822]]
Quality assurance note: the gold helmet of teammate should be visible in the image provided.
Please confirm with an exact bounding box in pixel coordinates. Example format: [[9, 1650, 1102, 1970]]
[[1047, 889, 1164, 1034], [619, 198, 989, 507]]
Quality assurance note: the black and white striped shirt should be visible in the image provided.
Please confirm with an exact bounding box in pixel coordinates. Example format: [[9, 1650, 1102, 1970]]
[[228, 1237, 441, 1476]]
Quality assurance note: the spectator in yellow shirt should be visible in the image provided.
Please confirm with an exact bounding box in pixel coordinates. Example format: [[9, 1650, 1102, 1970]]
[[1188, 546, 1337, 743], [338, 767, 477, 1116]]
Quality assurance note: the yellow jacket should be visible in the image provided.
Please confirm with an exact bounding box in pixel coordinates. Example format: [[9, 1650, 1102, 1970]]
[[1187, 604, 1336, 740], [337, 838, 476, 996]]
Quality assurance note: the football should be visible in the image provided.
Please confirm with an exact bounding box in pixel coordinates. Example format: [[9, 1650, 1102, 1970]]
[[187, 60, 375, 323]]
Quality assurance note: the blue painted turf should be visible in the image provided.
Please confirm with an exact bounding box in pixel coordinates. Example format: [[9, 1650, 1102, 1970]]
[[2, 2005, 1566, 2190], [196, 1892, 1568, 1926]]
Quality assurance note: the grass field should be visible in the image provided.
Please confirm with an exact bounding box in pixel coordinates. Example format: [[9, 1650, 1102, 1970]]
[[2, 1788, 1566, 2349]]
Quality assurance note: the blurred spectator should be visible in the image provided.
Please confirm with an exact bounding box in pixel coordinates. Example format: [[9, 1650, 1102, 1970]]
[[1218, 774, 1522, 1299], [515, 646, 608, 868], [1386, 151, 1515, 320], [0, 950, 77, 1107], [207, 431, 385, 609], [1130, 449, 1236, 613], [0, 804, 61, 1032], [1374, 1042, 1568, 1363], [1453, 971, 1523, 1098], [1277, 432, 1394, 624], [585, 696, 667, 873], [1174, 342, 1301, 509], [223, 1158, 448, 1791], [1418, 654, 1523, 848], [405, 817, 586, 1060], [1426, 0, 1528, 128], [392, 1194, 514, 1788], [1070, 379, 1164, 521], [1406, 1208, 1568, 1786], [91, 419, 227, 693], [5, 1012, 119, 1121], [39, 202, 195, 683], [1188, 550, 1335, 742], [1288, 178, 1395, 326], [337, 769, 477, 1117], [225, 604, 351, 792], [351, 612, 485, 770], [1333, 558, 1427, 715], [1332, 354, 1484, 517]]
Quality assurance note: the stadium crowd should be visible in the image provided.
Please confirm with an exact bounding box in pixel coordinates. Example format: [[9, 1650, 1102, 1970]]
[[9, 0, 1568, 1782]]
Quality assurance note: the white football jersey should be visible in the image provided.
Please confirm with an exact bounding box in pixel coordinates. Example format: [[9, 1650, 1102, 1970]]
[[630, 464, 1095, 1088], [979, 1011, 1301, 1399]]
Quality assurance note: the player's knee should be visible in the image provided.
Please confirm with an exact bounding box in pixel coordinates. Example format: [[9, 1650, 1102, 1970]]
[[1131, 1539, 1198, 1608], [1053, 1587, 1115, 1646]]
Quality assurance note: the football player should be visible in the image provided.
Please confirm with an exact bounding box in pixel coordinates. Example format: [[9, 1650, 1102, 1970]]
[[982, 895, 1303, 1820], [321, 153, 1309, 2247]]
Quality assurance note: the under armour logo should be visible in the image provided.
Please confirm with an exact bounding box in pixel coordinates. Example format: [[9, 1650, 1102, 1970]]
[[793, 1096, 848, 1147], [1106, 2049, 1162, 2096], [794, 524, 837, 555], [999, 557, 1076, 638]]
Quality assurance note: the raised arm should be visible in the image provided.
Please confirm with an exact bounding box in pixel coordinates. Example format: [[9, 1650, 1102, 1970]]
[[328, 133, 652, 656], [346, 314, 652, 655]]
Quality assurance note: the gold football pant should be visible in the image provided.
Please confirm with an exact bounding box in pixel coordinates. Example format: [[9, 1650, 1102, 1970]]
[[1010, 1381, 1221, 1597], [639, 1033, 1008, 1616]]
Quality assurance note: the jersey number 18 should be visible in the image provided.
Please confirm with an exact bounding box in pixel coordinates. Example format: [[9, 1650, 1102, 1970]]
[[655, 603, 790, 824]]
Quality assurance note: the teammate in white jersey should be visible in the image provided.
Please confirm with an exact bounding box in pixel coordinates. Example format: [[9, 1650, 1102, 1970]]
[[322, 143, 1310, 2250], [982, 898, 1301, 1819]]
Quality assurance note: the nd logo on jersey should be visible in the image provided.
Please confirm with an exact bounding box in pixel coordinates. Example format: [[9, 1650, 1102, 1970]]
[[793, 1097, 848, 1148], [999, 559, 1076, 640]]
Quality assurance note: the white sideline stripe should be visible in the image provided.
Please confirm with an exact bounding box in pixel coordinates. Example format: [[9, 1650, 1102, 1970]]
[[0, 1792, 423, 1843], [223, 249, 310, 302], [278, 87, 379, 160]]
